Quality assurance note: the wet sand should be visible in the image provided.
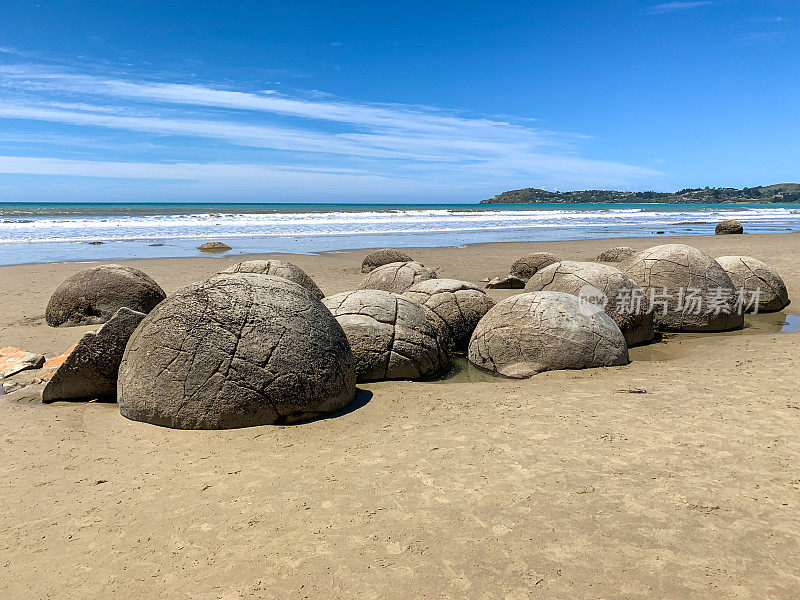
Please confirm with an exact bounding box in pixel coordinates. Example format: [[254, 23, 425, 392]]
[[1, 232, 799, 598]]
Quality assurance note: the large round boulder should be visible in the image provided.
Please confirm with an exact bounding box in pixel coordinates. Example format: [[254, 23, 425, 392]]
[[468, 291, 629, 379], [509, 252, 561, 281], [118, 274, 355, 429], [715, 220, 744, 235], [219, 259, 323, 299], [621, 244, 744, 331], [596, 246, 637, 263], [716, 256, 789, 313], [323, 290, 448, 381], [403, 279, 495, 352], [361, 248, 414, 273], [359, 261, 437, 294], [525, 261, 654, 346], [46, 265, 166, 327]]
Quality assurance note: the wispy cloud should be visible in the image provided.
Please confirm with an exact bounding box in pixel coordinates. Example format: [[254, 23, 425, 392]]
[[0, 61, 660, 196], [650, 2, 713, 14]]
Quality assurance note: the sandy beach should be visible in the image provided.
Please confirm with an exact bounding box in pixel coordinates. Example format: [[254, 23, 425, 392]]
[[2, 231, 799, 598]]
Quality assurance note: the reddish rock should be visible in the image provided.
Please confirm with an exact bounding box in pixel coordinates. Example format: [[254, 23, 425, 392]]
[[1, 347, 45, 377]]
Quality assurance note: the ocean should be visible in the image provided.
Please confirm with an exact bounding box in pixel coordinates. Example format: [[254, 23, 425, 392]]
[[1, 202, 798, 266]]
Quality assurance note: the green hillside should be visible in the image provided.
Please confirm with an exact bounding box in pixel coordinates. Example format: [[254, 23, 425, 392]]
[[481, 184, 800, 204]]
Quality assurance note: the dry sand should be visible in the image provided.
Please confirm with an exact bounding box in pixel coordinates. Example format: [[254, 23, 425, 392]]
[[1, 232, 799, 599]]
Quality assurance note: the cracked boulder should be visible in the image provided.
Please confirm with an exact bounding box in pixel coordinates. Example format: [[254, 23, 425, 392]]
[[118, 273, 356, 429], [361, 248, 414, 273], [715, 220, 744, 235], [468, 291, 629, 379], [509, 252, 561, 281], [716, 255, 789, 313], [596, 246, 637, 263], [46, 265, 166, 327], [219, 259, 324, 300], [42, 307, 146, 402], [323, 290, 448, 381], [359, 261, 437, 294], [621, 244, 744, 331], [403, 279, 495, 352], [525, 261, 654, 346]]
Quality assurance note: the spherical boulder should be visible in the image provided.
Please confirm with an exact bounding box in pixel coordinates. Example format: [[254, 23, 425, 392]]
[[323, 290, 448, 381], [403, 279, 496, 352], [359, 261, 437, 294], [468, 291, 629, 379], [509, 252, 561, 281], [716, 256, 789, 313], [361, 248, 414, 273], [715, 220, 744, 235], [596, 246, 637, 263], [525, 261, 654, 346], [621, 244, 744, 331], [46, 265, 166, 327], [219, 259, 324, 299], [117, 274, 355, 429]]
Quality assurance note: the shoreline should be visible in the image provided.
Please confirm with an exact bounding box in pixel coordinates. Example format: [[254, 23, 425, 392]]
[[3, 228, 799, 269]]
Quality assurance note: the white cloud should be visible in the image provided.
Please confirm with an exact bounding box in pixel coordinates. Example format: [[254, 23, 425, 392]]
[[650, 2, 713, 14], [0, 63, 661, 191]]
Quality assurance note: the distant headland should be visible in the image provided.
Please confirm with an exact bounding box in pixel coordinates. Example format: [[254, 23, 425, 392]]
[[481, 183, 800, 204]]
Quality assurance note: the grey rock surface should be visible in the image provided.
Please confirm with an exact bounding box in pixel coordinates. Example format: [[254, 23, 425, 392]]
[[220, 259, 324, 299], [525, 261, 654, 346], [403, 279, 495, 352], [118, 274, 356, 429], [621, 244, 744, 331], [323, 290, 448, 381], [42, 307, 146, 402], [468, 291, 629, 379], [361, 249, 414, 273], [359, 261, 437, 294], [596, 247, 637, 263], [45, 265, 166, 327], [716, 255, 790, 312], [509, 252, 561, 281]]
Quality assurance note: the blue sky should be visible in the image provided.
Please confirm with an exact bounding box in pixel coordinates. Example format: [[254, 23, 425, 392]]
[[0, 0, 798, 203]]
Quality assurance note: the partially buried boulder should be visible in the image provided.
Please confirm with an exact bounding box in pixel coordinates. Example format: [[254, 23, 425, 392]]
[[715, 220, 744, 235], [509, 252, 561, 281], [525, 261, 654, 346], [359, 261, 437, 294], [197, 241, 232, 252], [361, 248, 414, 273], [468, 291, 629, 378], [323, 290, 448, 381], [117, 274, 356, 429], [403, 279, 495, 352], [716, 255, 789, 312], [621, 244, 743, 331], [42, 307, 145, 402], [45, 265, 166, 327], [219, 259, 324, 299], [596, 246, 637, 263], [485, 275, 526, 289]]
